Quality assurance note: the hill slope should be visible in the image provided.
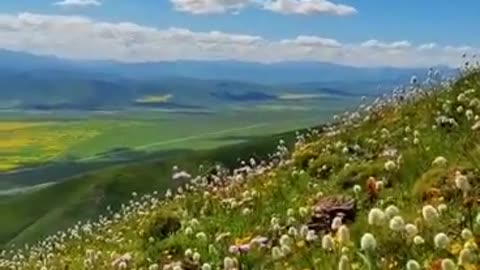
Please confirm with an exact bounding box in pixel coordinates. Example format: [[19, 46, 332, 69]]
[[1, 69, 480, 269]]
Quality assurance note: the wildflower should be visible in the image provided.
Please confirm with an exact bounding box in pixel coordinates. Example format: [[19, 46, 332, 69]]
[[279, 234, 292, 247], [461, 228, 473, 240], [432, 156, 448, 167], [201, 263, 212, 270], [192, 252, 201, 263], [405, 224, 418, 238], [287, 208, 295, 217], [422, 205, 439, 223], [287, 227, 298, 237], [306, 230, 318, 242], [413, 236, 425, 245], [353, 185, 362, 195], [441, 259, 456, 270], [466, 109, 474, 120], [338, 255, 350, 270], [389, 216, 405, 232], [272, 246, 284, 260], [472, 121, 480, 130], [242, 208, 251, 216], [434, 233, 450, 250], [384, 160, 397, 171], [368, 208, 386, 226], [458, 248, 474, 266], [223, 257, 236, 270], [385, 205, 400, 219], [455, 171, 471, 193], [360, 233, 377, 251], [185, 248, 193, 258], [406, 260, 420, 270], [281, 244, 291, 255], [184, 227, 194, 236], [299, 207, 309, 217], [337, 225, 350, 245], [149, 264, 159, 270], [322, 234, 335, 251], [437, 204, 447, 214], [331, 216, 343, 230], [196, 232, 208, 242]]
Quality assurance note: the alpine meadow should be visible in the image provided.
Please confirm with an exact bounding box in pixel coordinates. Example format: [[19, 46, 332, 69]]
[[0, 1, 479, 270]]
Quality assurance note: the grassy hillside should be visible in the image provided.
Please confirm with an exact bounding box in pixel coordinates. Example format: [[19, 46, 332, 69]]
[[1, 68, 480, 269]]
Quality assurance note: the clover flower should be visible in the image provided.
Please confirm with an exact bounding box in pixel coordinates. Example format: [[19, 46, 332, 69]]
[[461, 228, 473, 240], [305, 230, 318, 242], [353, 185, 362, 195], [384, 160, 397, 171], [455, 171, 471, 194], [413, 235, 425, 245], [271, 246, 284, 260], [458, 248, 474, 266], [405, 224, 418, 238], [201, 263, 212, 270], [432, 156, 448, 167]]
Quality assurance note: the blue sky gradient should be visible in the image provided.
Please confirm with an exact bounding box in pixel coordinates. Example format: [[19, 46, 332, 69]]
[[0, 0, 478, 66]]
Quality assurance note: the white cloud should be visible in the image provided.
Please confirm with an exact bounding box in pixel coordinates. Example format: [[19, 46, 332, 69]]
[[280, 35, 341, 48], [361, 39, 411, 49], [170, 0, 250, 14], [0, 13, 476, 67], [170, 0, 357, 15], [263, 0, 357, 15], [53, 0, 101, 8]]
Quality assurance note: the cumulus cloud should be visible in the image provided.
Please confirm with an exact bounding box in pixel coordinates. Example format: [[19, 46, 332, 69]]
[[170, 0, 357, 15], [263, 0, 357, 15], [0, 13, 476, 67], [53, 0, 101, 8], [170, 0, 251, 14]]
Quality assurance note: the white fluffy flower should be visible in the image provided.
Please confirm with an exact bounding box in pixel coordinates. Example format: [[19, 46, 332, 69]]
[[406, 260, 420, 270], [413, 236, 425, 245], [337, 225, 350, 245], [405, 224, 418, 238], [271, 246, 284, 260], [223, 257, 236, 270], [441, 259, 456, 270], [461, 228, 473, 240], [384, 160, 397, 171], [458, 248, 474, 266], [422, 205, 439, 223], [455, 171, 471, 193], [360, 233, 377, 251], [432, 156, 448, 167], [385, 205, 400, 219], [331, 216, 343, 230], [322, 234, 335, 251], [434, 233, 450, 250], [353, 185, 362, 195], [306, 230, 318, 242], [389, 216, 405, 231], [201, 263, 212, 270], [368, 208, 386, 226], [338, 255, 350, 270]]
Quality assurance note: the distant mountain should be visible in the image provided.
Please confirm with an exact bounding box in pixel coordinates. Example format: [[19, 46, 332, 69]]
[[0, 49, 456, 111], [0, 49, 454, 83]]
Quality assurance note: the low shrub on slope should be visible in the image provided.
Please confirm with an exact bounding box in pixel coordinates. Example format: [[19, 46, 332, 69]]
[[1, 67, 480, 270]]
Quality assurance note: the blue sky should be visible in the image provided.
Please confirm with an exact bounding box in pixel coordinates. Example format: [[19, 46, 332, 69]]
[[0, 0, 478, 66]]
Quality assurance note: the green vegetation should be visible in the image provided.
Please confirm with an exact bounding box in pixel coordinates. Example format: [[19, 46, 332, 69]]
[[1, 68, 479, 269]]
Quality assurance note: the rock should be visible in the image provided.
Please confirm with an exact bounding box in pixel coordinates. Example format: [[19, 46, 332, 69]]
[[307, 195, 356, 232]]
